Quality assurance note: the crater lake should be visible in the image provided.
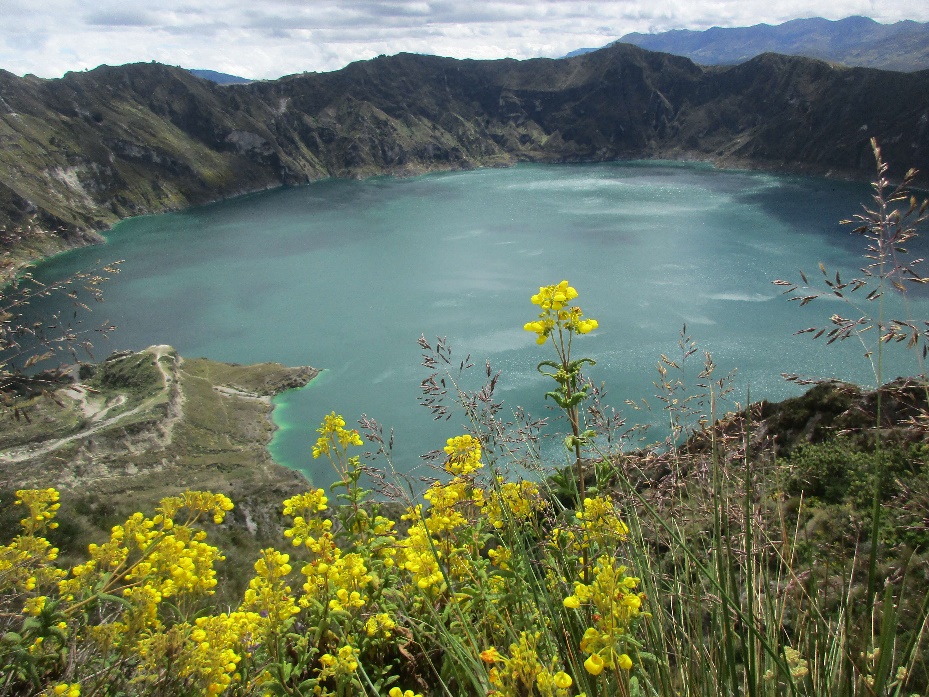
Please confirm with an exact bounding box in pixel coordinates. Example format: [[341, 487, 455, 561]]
[[24, 162, 929, 489]]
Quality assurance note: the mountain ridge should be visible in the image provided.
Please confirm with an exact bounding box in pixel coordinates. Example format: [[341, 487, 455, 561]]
[[189, 69, 252, 85], [1, 44, 928, 265], [568, 17, 929, 72]]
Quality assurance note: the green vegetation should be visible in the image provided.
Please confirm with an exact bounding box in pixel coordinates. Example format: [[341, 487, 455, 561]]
[[1, 273, 927, 694], [0, 346, 317, 603], [88, 353, 162, 395], [1, 146, 928, 697]]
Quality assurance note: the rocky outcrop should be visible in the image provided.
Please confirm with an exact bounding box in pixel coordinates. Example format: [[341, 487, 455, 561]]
[[682, 378, 929, 458]]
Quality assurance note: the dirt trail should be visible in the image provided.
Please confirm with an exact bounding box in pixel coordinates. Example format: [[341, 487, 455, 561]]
[[0, 346, 183, 464]]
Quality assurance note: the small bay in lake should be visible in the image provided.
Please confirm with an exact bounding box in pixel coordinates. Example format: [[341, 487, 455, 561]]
[[26, 162, 929, 489]]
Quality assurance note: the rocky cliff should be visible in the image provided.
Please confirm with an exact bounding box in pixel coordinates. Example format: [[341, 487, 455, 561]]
[[1, 45, 928, 260]]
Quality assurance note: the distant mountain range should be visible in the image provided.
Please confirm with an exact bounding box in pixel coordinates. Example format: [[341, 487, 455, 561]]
[[189, 69, 252, 85], [1, 44, 928, 263], [566, 16, 929, 72]]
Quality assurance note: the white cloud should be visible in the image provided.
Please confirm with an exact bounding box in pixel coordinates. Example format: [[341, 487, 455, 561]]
[[1, 0, 927, 79], [84, 9, 162, 27]]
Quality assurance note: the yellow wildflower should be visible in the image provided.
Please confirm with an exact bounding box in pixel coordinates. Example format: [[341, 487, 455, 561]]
[[584, 653, 605, 676], [525, 280, 598, 345], [443, 434, 483, 475], [481, 647, 503, 663], [23, 595, 47, 616], [312, 412, 362, 458]]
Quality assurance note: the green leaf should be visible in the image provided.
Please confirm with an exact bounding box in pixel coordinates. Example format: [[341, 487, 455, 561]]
[[98, 592, 132, 608], [563, 392, 588, 409], [544, 391, 570, 409], [48, 626, 69, 645], [567, 357, 596, 371], [1, 632, 22, 645]]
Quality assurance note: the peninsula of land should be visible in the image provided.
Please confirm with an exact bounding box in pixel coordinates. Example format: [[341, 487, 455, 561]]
[[0, 347, 317, 553]]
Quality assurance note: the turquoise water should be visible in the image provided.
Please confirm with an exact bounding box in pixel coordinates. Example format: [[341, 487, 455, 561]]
[[26, 162, 929, 489]]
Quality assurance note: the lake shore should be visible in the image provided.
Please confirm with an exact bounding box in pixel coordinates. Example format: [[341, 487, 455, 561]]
[[4, 153, 897, 282]]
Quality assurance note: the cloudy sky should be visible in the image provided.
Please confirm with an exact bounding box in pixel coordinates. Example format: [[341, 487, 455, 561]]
[[2, 0, 928, 81]]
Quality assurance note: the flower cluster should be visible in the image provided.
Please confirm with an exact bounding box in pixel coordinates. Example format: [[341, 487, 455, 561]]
[[482, 632, 576, 697], [187, 612, 262, 693], [157, 491, 234, 525], [282, 489, 333, 548], [393, 435, 490, 596], [575, 496, 630, 551], [2, 489, 236, 694], [322, 553, 373, 612], [59, 492, 230, 623], [562, 555, 644, 676], [480, 479, 545, 529], [398, 505, 446, 594], [16, 488, 62, 534], [242, 548, 300, 627], [784, 646, 809, 679], [524, 280, 598, 345], [2, 407, 645, 696], [137, 611, 263, 694], [1, 494, 67, 597], [312, 411, 363, 460], [388, 688, 423, 697], [364, 612, 396, 638], [443, 434, 483, 475], [531, 280, 579, 311], [319, 644, 360, 677]]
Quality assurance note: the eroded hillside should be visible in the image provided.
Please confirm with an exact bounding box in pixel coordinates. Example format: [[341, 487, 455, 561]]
[[1, 46, 928, 263]]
